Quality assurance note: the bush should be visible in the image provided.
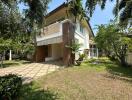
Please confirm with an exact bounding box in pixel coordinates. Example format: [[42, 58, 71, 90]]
[[79, 53, 86, 60], [76, 53, 86, 66], [0, 74, 22, 100]]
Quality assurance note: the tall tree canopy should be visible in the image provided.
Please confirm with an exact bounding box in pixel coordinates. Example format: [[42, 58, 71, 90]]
[[0, 0, 51, 61], [0, 0, 51, 35], [85, 0, 132, 27], [0, 0, 22, 39], [95, 23, 132, 66], [67, 0, 87, 23], [20, 0, 51, 28]]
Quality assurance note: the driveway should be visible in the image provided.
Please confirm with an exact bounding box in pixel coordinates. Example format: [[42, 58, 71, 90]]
[[0, 61, 62, 83]]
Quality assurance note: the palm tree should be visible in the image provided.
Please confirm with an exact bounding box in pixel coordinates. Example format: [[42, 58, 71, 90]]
[[20, 0, 51, 61], [1, 0, 51, 61], [67, 0, 87, 23], [85, 0, 132, 26], [114, 0, 132, 26], [66, 0, 86, 65]]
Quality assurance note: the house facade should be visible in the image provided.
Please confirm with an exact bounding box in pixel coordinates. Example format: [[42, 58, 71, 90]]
[[35, 3, 97, 65]]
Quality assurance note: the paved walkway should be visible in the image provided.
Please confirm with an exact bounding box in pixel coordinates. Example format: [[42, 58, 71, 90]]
[[0, 61, 62, 83]]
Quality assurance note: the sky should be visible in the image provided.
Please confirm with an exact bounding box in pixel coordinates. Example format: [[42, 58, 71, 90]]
[[19, 0, 116, 35]]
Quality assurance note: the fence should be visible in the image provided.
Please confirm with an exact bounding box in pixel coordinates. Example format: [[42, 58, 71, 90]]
[[126, 53, 132, 65]]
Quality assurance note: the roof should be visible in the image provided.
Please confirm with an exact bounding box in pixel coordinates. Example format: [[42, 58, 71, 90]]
[[86, 20, 94, 37], [45, 3, 67, 18], [45, 2, 94, 37]]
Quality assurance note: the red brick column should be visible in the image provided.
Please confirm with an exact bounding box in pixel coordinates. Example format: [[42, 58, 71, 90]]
[[35, 45, 48, 62], [62, 21, 75, 66]]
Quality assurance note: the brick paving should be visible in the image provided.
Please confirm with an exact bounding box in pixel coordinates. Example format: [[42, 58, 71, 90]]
[[0, 61, 62, 83]]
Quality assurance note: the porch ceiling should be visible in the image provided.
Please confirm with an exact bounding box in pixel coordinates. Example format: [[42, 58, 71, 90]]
[[37, 36, 62, 46]]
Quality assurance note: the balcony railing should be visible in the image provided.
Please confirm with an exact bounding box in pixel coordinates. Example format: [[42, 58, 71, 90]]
[[36, 21, 63, 46], [37, 22, 62, 42], [43, 22, 62, 36]]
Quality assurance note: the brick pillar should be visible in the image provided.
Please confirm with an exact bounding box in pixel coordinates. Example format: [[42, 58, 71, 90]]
[[62, 21, 75, 66], [35, 45, 48, 62]]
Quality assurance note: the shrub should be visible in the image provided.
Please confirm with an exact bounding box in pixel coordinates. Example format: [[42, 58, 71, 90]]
[[79, 53, 86, 60], [76, 53, 86, 66], [0, 74, 22, 100]]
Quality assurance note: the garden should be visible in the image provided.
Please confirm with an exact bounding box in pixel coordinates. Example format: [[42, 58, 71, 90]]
[[0, 0, 131, 100], [1, 58, 132, 100]]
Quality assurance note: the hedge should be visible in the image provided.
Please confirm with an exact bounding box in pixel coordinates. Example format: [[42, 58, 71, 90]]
[[0, 74, 22, 100]]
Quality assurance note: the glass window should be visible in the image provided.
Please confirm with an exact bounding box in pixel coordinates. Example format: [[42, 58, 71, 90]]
[[80, 25, 84, 33]]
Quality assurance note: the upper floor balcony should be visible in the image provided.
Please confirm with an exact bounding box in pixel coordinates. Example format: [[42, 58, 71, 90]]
[[36, 21, 63, 46]]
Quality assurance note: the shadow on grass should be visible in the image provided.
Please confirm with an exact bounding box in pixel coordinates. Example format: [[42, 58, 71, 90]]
[[85, 58, 132, 82], [0, 60, 31, 68], [19, 83, 58, 100], [2, 62, 19, 68], [15, 59, 32, 64], [106, 63, 132, 82]]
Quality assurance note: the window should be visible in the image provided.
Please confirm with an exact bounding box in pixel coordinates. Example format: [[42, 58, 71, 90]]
[[75, 23, 78, 30], [80, 25, 84, 34]]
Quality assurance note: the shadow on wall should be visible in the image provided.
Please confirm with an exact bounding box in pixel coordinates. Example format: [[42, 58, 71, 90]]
[[19, 82, 58, 100]]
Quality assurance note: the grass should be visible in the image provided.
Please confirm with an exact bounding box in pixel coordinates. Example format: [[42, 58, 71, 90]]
[[1, 60, 31, 68], [19, 83, 59, 100], [20, 58, 132, 100]]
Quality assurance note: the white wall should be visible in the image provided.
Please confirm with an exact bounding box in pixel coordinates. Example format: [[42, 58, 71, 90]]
[[51, 43, 63, 59], [75, 22, 90, 51], [75, 33, 85, 52], [126, 53, 132, 65], [84, 28, 90, 49], [74, 21, 90, 59]]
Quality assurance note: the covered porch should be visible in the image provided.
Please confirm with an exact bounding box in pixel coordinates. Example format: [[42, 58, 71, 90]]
[[35, 42, 63, 62], [89, 40, 99, 58], [35, 20, 75, 65]]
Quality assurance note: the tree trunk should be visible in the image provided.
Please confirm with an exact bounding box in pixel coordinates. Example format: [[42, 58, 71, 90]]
[[33, 22, 37, 62], [120, 56, 127, 67], [33, 34, 37, 62], [9, 49, 12, 61], [71, 53, 75, 64], [1, 58, 3, 68], [0, 54, 3, 68]]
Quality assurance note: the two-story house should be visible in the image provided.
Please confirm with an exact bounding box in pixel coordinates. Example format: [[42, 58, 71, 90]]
[[35, 2, 96, 65]]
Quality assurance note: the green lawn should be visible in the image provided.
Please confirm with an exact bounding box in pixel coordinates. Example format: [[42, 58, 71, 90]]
[[1, 60, 31, 68], [20, 58, 132, 100]]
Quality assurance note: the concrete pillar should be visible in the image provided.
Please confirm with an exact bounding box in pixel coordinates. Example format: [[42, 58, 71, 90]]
[[97, 48, 99, 58], [9, 50, 12, 61], [92, 48, 94, 58], [88, 49, 91, 59], [62, 21, 75, 66]]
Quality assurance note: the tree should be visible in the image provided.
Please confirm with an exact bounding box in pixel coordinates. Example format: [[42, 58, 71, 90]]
[[67, 0, 87, 23], [0, 0, 22, 39], [113, 0, 132, 26], [0, 0, 37, 62], [20, 0, 51, 61], [85, 0, 132, 27], [0, 38, 13, 67], [0, 0, 23, 62], [95, 24, 132, 66], [64, 0, 87, 66], [66, 40, 82, 65], [0, 0, 51, 62]]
